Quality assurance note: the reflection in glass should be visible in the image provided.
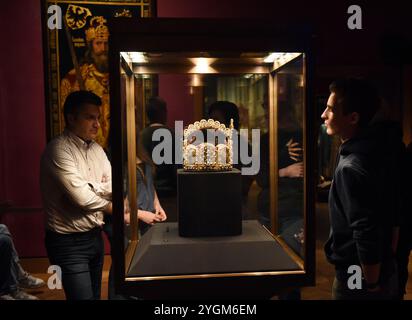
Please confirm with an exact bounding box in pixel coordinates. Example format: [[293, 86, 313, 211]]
[[275, 57, 305, 257], [119, 51, 307, 279]]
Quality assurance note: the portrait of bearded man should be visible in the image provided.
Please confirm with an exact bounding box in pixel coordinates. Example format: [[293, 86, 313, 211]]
[[60, 16, 110, 149]]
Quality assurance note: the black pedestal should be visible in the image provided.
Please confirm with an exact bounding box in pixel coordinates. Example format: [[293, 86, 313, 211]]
[[177, 169, 242, 237]]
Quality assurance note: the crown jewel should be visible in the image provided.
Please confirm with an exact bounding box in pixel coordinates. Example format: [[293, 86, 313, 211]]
[[183, 119, 234, 171]]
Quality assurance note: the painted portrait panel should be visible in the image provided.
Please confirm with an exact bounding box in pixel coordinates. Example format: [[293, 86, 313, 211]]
[[42, 0, 154, 148]]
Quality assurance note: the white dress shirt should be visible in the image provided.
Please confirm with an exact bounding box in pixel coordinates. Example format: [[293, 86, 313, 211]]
[[40, 129, 112, 234]]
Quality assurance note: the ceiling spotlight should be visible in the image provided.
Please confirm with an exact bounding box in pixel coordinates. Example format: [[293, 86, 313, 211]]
[[263, 52, 284, 63], [189, 58, 216, 74], [121, 52, 148, 63], [129, 52, 147, 63]]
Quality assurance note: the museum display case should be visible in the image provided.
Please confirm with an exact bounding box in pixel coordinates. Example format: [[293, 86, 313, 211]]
[[109, 18, 316, 298]]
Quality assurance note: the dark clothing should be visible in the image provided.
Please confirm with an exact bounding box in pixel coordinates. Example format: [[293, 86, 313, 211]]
[[396, 142, 412, 298], [332, 272, 398, 300], [141, 125, 176, 197], [257, 131, 303, 235], [256, 129, 304, 300], [324, 122, 402, 288], [278, 130, 304, 231], [136, 163, 156, 235], [45, 227, 104, 300], [0, 224, 28, 295], [233, 133, 255, 215], [0, 233, 13, 295]]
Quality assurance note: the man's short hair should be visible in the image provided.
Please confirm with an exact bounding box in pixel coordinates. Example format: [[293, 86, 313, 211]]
[[63, 90, 102, 125], [208, 101, 240, 130], [146, 97, 167, 124], [329, 78, 380, 128]]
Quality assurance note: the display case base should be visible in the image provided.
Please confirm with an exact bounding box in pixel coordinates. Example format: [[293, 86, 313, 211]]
[[128, 220, 301, 277]]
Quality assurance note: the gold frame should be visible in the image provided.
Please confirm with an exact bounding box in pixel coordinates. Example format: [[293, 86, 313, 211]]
[[120, 53, 307, 280], [109, 19, 315, 296]]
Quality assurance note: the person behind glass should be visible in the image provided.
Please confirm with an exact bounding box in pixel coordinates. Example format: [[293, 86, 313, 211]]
[[107, 137, 167, 300], [208, 101, 254, 213], [322, 78, 400, 300], [257, 102, 304, 251], [140, 97, 176, 199], [40, 90, 128, 300], [132, 138, 168, 236], [256, 102, 304, 300]]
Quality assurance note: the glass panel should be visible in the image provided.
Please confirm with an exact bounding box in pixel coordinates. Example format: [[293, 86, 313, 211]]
[[120, 74, 132, 263], [120, 70, 139, 269], [275, 56, 305, 257], [120, 72, 130, 259], [119, 51, 305, 279], [203, 74, 269, 224]]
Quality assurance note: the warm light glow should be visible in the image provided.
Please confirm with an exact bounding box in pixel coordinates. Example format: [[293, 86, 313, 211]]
[[129, 52, 147, 63], [190, 74, 203, 87], [121, 52, 148, 63], [263, 52, 284, 63], [263, 52, 303, 70], [120, 52, 131, 63], [189, 58, 216, 73], [263, 52, 302, 63]]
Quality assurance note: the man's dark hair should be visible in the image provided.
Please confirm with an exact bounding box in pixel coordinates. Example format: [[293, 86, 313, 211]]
[[63, 90, 102, 125], [208, 101, 240, 130], [146, 97, 167, 124], [329, 78, 380, 128]]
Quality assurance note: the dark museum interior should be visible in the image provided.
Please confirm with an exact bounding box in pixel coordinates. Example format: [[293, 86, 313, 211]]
[[0, 0, 412, 301]]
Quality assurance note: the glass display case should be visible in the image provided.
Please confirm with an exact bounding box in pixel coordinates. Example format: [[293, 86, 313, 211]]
[[109, 18, 316, 298]]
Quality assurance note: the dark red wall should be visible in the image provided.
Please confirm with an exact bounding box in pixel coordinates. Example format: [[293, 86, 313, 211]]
[[159, 75, 194, 129], [0, 1, 410, 257], [0, 1, 47, 257]]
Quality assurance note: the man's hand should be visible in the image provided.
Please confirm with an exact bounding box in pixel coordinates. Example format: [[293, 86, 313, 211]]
[[103, 202, 113, 215], [279, 162, 304, 178], [286, 138, 303, 162], [138, 210, 163, 225]]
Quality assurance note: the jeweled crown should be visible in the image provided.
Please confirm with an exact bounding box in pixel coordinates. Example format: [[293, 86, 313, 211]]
[[85, 16, 109, 42], [183, 119, 234, 171]]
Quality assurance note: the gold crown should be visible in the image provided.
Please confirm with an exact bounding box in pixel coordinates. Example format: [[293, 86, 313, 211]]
[[85, 16, 109, 42], [183, 119, 234, 171]]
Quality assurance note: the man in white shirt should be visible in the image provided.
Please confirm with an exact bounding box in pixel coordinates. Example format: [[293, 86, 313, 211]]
[[40, 90, 125, 300]]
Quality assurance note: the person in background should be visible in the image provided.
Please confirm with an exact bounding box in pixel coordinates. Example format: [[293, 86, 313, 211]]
[[141, 97, 176, 199], [322, 78, 399, 300], [40, 90, 128, 300], [256, 102, 304, 300], [0, 224, 45, 300], [208, 101, 255, 214], [395, 142, 412, 299], [106, 135, 167, 300]]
